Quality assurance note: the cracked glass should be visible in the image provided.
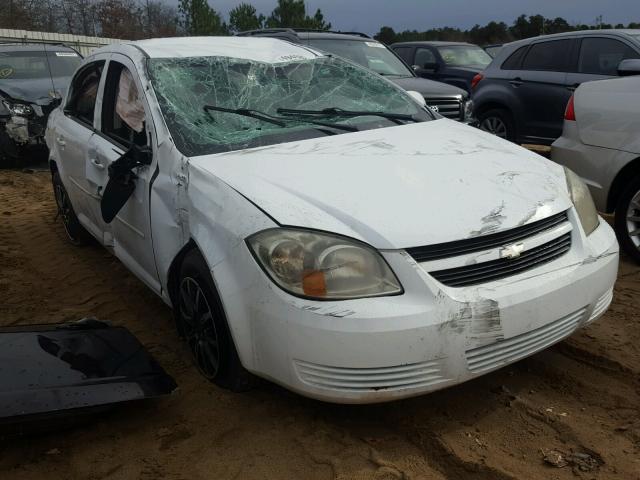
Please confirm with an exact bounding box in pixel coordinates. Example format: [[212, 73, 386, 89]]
[[148, 55, 431, 156]]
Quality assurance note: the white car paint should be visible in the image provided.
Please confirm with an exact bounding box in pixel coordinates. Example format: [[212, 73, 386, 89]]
[[47, 37, 619, 403]]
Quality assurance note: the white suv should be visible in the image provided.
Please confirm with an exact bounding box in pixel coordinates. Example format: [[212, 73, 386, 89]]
[[47, 37, 618, 403], [552, 64, 640, 262]]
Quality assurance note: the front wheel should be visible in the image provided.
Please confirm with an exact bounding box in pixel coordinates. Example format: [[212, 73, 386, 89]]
[[52, 170, 91, 245], [478, 108, 516, 142], [177, 249, 254, 391], [614, 177, 640, 263]]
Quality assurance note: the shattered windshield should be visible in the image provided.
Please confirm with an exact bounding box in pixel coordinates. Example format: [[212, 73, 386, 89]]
[[148, 55, 431, 156]]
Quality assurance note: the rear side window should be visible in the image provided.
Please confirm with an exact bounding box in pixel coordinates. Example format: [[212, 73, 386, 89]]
[[521, 40, 572, 72], [501, 45, 528, 70], [578, 38, 640, 75], [393, 46, 413, 64], [65, 61, 105, 126]]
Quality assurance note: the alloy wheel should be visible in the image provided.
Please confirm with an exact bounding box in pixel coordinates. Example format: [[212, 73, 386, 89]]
[[179, 277, 220, 379], [480, 116, 508, 139], [626, 189, 640, 250]]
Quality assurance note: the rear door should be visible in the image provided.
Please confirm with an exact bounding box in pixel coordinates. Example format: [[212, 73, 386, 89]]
[[515, 38, 575, 142], [566, 36, 640, 87], [56, 58, 106, 239], [85, 55, 161, 292]]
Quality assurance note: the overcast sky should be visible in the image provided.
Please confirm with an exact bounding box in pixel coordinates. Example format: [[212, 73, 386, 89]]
[[202, 0, 640, 35]]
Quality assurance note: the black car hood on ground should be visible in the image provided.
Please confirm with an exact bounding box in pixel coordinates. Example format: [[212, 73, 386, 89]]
[[0, 319, 176, 433], [386, 75, 467, 98], [0, 76, 71, 104]]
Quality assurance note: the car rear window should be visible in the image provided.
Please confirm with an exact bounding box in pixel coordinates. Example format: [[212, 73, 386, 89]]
[[501, 45, 528, 70], [521, 39, 572, 72]]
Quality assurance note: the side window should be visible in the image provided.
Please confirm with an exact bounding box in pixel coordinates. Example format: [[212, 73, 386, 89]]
[[521, 39, 572, 72], [101, 62, 147, 147], [578, 38, 640, 75], [501, 45, 528, 70], [415, 48, 436, 67], [393, 47, 413, 64], [65, 61, 105, 126]]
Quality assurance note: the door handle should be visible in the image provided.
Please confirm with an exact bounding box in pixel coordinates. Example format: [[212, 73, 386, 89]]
[[509, 77, 523, 87], [56, 135, 66, 146], [566, 83, 580, 92], [90, 158, 105, 170]]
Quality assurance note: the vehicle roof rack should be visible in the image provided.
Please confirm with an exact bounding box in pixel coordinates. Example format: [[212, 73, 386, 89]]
[[237, 28, 371, 39]]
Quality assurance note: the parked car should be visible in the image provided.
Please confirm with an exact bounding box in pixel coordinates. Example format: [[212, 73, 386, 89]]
[[237, 29, 474, 123], [552, 68, 640, 262], [473, 29, 640, 144], [484, 44, 503, 58], [0, 43, 81, 165], [390, 41, 493, 93], [47, 37, 618, 404]]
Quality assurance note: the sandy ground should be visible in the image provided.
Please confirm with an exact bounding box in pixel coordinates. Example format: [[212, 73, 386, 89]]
[[0, 167, 638, 480]]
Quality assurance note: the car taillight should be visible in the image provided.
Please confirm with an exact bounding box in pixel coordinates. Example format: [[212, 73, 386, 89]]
[[471, 73, 483, 90], [564, 94, 576, 121]]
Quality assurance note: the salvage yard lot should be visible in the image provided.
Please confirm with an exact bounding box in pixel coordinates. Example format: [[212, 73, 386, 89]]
[[0, 167, 639, 480]]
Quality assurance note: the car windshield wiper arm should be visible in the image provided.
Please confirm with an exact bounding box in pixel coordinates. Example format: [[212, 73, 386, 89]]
[[277, 107, 417, 123], [204, 105, 358, 132], [204, 105, 286, 127]]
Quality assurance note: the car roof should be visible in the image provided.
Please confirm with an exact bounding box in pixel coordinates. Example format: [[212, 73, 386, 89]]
[[113, 37, 324, 62], [392, 41, 475, 47], [503, 28, 640, 48], [237, 29, 373, 42], [0, 43, 77, 53]]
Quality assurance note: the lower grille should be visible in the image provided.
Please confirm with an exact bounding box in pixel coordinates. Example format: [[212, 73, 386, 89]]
[[466, 307, 586, 373], [424, 97, 463, 121], [589, 288, 613, 321], [430, 232, 572, 287], [294, 359, 448, 392]]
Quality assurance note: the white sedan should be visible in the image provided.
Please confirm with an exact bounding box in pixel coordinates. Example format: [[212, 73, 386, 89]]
[[46, 37, 618, 403]]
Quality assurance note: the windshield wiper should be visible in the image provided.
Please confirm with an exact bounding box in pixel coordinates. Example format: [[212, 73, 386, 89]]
[[204, 105, 286, 127], [277, 107, 418, 123], [204, 105, 358, 133]]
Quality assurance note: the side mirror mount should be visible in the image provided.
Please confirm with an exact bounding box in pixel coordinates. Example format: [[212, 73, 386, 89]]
[[406, 91, 426, 107], [618, 59, 640, 76], [100, 144, 152, 223]]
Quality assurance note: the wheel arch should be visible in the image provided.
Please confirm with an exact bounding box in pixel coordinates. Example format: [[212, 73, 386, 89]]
[[607, 156, 640, 213]]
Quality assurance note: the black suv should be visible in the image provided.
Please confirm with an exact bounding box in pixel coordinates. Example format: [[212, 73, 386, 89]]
[[390, 41, 493, 93], [237, 29, 475, 123], [473, 29, 640, 144], [0, 43, 81, 164]]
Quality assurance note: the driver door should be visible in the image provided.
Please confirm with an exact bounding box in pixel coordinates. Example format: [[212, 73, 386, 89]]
[[85, 55, 161, 293]]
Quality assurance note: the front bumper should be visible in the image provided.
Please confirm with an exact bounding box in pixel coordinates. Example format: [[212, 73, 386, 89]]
[[214, 216, 618, 404]]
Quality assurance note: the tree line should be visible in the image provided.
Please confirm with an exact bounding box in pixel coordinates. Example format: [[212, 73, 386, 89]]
[[375, 15, 640, 45], [1, 1, 638, 44]]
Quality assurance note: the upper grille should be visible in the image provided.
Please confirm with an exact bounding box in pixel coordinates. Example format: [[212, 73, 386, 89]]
[[407, 211, 568, 263], [430, 232, 571, 287], [424, 97, 463, 121]]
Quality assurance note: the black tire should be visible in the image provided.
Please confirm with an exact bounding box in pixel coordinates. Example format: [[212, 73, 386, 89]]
[[0, 128, 20, 168], [478, 108, 516, 142], [52, 170, 91, 245], [177, 249, 254, 391], [614, 176, 640, 263]]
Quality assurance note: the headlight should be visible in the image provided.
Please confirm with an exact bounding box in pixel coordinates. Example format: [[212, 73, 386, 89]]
[[463, 99, 474, 121], [564, 167, 599, 236], [247, 228, 403, 300], [4, 102, 33, 117]]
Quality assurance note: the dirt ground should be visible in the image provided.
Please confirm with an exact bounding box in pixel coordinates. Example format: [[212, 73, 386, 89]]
[[0, 167, 638, 480]]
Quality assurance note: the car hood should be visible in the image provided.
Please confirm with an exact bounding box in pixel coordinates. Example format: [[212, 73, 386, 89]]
[[189, 120, 570, 249], [0, 76, 70, 105], [387, 76, 467, 98]]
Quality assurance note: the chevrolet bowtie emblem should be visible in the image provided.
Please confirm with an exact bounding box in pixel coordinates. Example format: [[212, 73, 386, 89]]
[[500, 242, 525, 259]]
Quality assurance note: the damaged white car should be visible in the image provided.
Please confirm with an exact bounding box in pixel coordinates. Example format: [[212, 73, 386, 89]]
[[46, 37, 619, 403]]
